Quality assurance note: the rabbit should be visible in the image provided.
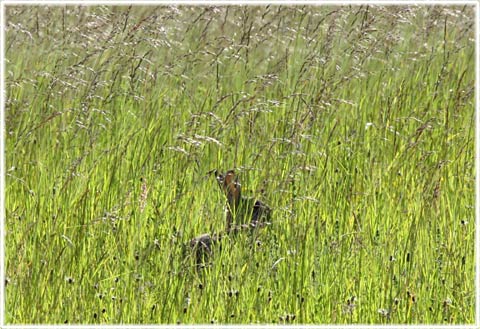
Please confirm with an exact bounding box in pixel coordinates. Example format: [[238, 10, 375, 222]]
[[185, 169, 271, 267], [215, 170, 271, 233], [188, 233, 221, 266]]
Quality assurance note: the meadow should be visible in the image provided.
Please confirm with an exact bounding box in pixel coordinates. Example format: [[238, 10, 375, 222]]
[[4, 4, 476, 324]]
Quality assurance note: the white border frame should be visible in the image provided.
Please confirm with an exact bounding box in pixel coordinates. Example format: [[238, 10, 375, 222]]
[[475, 0, 479, 326], [0, 0, 478, 328], [0, 1, 5, 328], [0, 0, 479, 4]]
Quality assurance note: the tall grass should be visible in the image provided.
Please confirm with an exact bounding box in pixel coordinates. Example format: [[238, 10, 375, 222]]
[[4, 5, 475, 324]]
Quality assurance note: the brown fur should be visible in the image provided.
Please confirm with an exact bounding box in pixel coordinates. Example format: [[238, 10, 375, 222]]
[[186, 169, 272, 266], [216, 170, 271, 232]]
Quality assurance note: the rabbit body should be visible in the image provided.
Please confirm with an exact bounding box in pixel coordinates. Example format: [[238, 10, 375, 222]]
[[216, 170, 271, 232], [186, 169, 271, 266], [189, 233, 221, 265]]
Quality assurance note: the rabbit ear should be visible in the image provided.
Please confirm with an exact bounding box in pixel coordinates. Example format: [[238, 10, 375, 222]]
[[216, 171, 224, 185]]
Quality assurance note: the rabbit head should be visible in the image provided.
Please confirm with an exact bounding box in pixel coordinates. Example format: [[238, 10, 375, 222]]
[[216, 170, 241, 207]]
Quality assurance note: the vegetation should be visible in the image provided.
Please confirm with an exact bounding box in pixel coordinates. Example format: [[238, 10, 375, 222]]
[[4, 5, 475, 324]]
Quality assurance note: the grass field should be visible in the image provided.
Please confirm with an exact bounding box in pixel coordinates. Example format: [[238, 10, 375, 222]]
[[4, 4, 476, 324]]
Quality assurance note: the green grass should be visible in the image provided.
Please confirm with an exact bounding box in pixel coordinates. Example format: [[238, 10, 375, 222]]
[[4, 5, 475, 324]]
